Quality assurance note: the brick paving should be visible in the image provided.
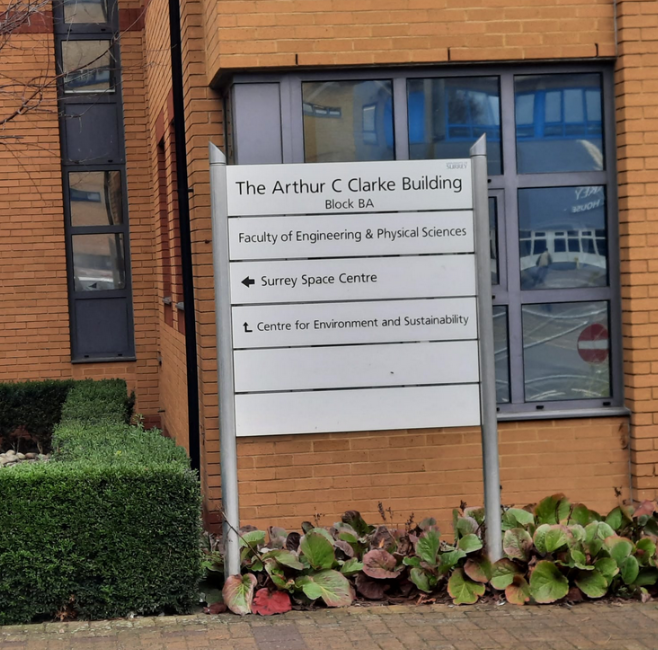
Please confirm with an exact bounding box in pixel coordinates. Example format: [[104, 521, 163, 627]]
[[2, 603, 658, 650]]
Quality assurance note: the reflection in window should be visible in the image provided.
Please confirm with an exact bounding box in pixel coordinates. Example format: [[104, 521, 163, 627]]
[[522, 301, 611, 402], [408, 77, 502, 176], [62, 0, 108, 23], [62, 40, 114, 93], [493, 306, 510, 403], [72, 233, 125, 291], [515, 73, 604, 174], [489, 197, 499, 285], [303, 80, 394, 163], [69, 171, 123, 227], [518, 186, 607, 290]]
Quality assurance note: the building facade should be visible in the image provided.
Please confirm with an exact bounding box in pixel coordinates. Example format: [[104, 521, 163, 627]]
[[1, 0, 656, 531]]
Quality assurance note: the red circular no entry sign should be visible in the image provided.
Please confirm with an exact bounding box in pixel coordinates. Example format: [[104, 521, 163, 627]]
[[577, 324, 609, 364]]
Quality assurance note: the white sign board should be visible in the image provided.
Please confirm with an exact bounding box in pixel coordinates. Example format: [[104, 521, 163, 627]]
[[219, 158, 479, 437]]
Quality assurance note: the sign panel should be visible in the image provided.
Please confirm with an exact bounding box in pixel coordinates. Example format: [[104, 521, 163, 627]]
[[233, 341, 479, 392], [228, 211, 474, 260], [235, 384, 481, 437], [231, 297, 478, 349], [229, 255, 476, 305], [216, 157, 481, 437], [227, 159, 473, 216]]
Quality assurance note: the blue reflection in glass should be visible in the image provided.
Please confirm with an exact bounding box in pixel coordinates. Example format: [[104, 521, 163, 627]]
[[519, 186, 607, 290], [515, 73, 604, 174], [408, 77, 502, 176]]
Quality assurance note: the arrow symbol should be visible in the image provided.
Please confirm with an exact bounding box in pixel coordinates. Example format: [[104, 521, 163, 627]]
[[242, 276, 255, 288], [243, 322, 252, 333]]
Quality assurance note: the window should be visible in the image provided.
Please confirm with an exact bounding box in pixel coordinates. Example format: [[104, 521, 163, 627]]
[[54, 0, 134, 361], [227, 65, 620, 417]]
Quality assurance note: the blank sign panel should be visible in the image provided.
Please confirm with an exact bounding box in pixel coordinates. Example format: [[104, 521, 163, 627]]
[[234, 341, 479, 392]]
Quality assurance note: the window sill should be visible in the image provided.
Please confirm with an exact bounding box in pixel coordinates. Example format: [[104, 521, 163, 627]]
[[497, 406, 630, 422], [71, 356, 137, 364]]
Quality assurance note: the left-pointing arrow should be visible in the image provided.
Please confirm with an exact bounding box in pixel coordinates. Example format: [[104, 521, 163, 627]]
[[242, 277, 255, 288]]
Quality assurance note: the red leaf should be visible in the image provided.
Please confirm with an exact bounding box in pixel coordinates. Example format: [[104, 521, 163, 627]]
[[203, 602, 228, 614], [633, 501, 656, 518], [251, 588, 292, 616]]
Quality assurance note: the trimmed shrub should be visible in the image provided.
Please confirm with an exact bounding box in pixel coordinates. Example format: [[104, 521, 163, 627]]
[[59, 379, 135, 426], [0, 380, 75, 452], [0, 422, 202, 624]]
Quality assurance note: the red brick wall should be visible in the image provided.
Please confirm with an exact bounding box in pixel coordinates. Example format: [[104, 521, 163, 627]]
[[616, 0, 658, 500], [205, 0, 616, 81]]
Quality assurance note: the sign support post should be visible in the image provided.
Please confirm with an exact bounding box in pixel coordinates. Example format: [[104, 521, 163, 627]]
[[470, 135, 503, 562], [209, 143, 241, 577]]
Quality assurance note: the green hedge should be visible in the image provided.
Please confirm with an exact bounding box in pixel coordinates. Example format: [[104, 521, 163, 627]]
[[0, 400, 201, 624], [60, 379, 135, 426], [0, 378, 134, 452], [0, 380, 74, 452]]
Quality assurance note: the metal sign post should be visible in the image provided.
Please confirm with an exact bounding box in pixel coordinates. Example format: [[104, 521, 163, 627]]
[[470, 135, 503, 562], [209, 144, 241, 577]]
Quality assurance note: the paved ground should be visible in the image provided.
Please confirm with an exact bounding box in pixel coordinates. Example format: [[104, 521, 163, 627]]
[[1, 602, 658, 650]]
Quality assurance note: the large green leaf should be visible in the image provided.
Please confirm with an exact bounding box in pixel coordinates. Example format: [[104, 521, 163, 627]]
[[464, 557, 492, 584], [570, 504, 596, 527], [340, 558, 363, 577], [448, 568, 485, 605], [439, 549, 466, 573], [505, 575, 531, 606], [533, 524, 551, 555], [222, 573, 257, 615], [634, 568, 658, 587], [456, 516, 479, 537], [239, 530, 266, 548], [264, 559, 294, 591], [621, 556, 639, 585], [584, 522, 615, 556], [575, 569, 608, 599], [502, 508, 535, 531], [529, 561, 569, 604], [594, 558, 619, 585], [296, 570, 353, 607], [300, 532, 335, 570], [458, 534, 483, 554], [636, 538, 657, 566], [605, 507, 625, 532], [409, 567, 432, 593], [569, 549, 593, 571], [490, 558, 522, 590], [534, 494, 570, 525], [264, 550, 304, 571], [503, 528, 532, 561], [606, 537, 634, 567], [544, 526, 571, 553], [416, 530, 441, 566]]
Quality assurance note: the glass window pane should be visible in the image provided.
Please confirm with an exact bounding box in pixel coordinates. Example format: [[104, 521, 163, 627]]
[[545, 91, 561, 123], [518, 186, 607, 290], [489, 197, 499, 285], [62, 0, 108, 23], [302, 81, 393, 163], [408, 77, 502, 175], [62, 40, 114, 93], [69, 171, 123, 227], [515, 73, 603, 174], [72, 233, 126, 291], [522, 301, 611, 402], [493, 306, 510, 404]]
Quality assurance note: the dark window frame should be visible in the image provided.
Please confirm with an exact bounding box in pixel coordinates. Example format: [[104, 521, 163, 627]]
[[224, 62, 622, 420], [53, 0, 135, 362]]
